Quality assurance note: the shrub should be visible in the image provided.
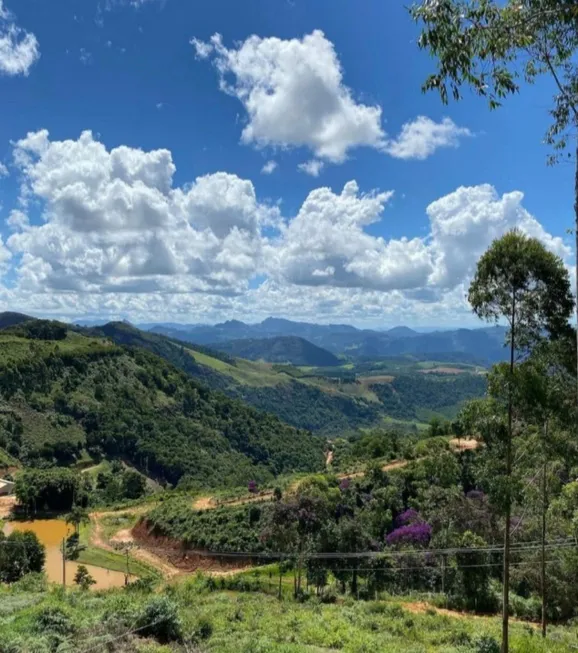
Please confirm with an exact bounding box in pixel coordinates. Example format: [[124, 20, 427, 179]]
[[33, 606, 76, 636], [320, 588, 338, 604], [195, 616, 213, 641], [12, 572, 47, 593], [136, 596, 182, 643], [449, 630, 471, 646], [509, 593, 541, 622], [473, 634, 500, 653]]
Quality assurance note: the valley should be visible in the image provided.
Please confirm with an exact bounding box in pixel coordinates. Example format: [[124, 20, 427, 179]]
[[1, 301, 577, 653], [88, 321, 488, 435]]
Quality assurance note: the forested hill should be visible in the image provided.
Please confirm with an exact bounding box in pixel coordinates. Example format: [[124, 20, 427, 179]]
[[211, 336, 341, 366], [0, 319, 324, 488], [90, 321, 487, 435]]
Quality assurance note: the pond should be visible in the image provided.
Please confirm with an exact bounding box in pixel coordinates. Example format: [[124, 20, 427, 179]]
[[3, 519, 131, 590]]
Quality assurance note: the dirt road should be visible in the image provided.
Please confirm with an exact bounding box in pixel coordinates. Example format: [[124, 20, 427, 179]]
[[88, 505, 182, 579], [191, 439, 480, 512]]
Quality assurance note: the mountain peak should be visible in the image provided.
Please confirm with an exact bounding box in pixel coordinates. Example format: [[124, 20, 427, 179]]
[[387, 326, 418, 338]]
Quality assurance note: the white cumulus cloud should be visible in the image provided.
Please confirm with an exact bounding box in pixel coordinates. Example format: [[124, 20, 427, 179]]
[[1, 130, 570, 325], [0, 1, 39, 76], [193, 30, 386, 163], [385, 116, 471, 160], [9, 130, 278, 295], [193, 31, 471, 166]]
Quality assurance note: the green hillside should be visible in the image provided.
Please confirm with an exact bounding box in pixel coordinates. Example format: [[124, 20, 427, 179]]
[[89, 322, 487, 435], [213, 336, 341, 366], [0, 323, 324, 488]]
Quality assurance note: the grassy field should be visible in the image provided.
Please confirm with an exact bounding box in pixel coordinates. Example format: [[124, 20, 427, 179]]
[[189, 349, 284, 387], [0, 576, 575, 652], [77, 518, 160, 580]]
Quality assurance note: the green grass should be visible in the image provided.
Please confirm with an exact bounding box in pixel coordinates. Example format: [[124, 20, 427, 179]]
[[188, 349, 284, 387], [75, 545, 156, 579], [0, 578, 575, 652], [76, 520, 160, 580]]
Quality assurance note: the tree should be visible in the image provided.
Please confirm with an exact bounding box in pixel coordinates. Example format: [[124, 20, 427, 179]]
[[121, 470, 147, 500], [73, 565, 96, 590], [467, 230, 574, 652], [410, 0, 578, 388], [0, 530, 45, 583], [65, 506, 90, 536], [510, 338, 576, 636], [456, 531, 493, 611]]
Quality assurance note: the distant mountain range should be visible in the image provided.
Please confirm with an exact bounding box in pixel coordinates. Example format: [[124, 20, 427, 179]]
[[148, 317, 508, 365]]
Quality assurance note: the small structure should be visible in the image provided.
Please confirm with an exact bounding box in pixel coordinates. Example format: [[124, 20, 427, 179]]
[[0, 478, 15, 496]]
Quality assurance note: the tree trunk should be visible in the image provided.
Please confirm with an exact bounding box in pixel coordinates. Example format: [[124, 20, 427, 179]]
[[502, 292, 516, 653], [541, 455, 547, 638], [575, 142, 578, 400]]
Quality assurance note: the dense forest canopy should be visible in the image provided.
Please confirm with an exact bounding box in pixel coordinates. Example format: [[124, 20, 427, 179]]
[[0, 327, 324, 489]]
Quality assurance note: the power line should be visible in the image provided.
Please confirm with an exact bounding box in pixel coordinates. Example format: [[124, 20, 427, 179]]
[[164, 538, 577, 560]]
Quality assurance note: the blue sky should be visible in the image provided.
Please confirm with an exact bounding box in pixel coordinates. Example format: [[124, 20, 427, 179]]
[[0, 0, 574, 327]]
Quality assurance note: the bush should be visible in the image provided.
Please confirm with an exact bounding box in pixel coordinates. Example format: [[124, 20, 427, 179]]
[[449, 630, 471, 647], [193, 616, 213, 641], [12, 572, 47, 593], [33, 606, 76, 636], [136, 596, 182, 643], [509, 593, 541, 622], [473, 634, 500, 653], [320, 588, 338, 604]]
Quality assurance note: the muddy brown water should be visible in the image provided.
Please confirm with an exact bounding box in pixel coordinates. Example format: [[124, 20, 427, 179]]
[[3, 519, 130, 589]]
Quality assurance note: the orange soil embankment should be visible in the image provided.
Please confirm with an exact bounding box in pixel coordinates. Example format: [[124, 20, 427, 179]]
[[130, 521, 255, 576]]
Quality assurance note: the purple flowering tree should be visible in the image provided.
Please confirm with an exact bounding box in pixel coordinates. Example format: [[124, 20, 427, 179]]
[[395, 508, 420, 528], [248, 480, 258, 494], [386, 522, 432, 548]]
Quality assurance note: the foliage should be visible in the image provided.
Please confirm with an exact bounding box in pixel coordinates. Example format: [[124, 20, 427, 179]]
[[15, 468, 86, 512], [6, 320, 68, 342], [0, 531, 45, 583], [468, 230, 574, 351], [370, 373, 487, 421], [146, 500, 266, 553], [93, 319, 487, 434], [73, 565, 96, 590], [410, 0, 578, 153], [385, 522, 432, 547], [65, 506, 89, 535], [0, 327, 324, 488], [135, 596, 182, 643], [1, 578, 574, 652]]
